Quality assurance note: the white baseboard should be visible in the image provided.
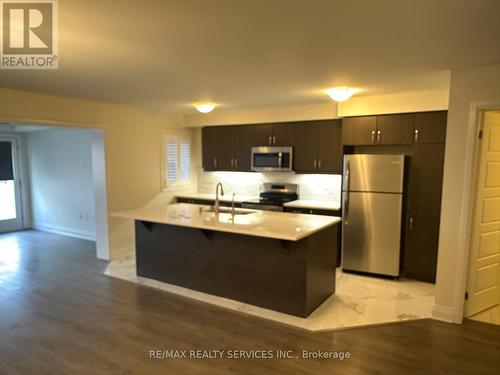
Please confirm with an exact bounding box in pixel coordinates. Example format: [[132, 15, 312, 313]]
[[432, 304, 456, 323], [111, 244, 134, 260], [31, 221, 96, 241]]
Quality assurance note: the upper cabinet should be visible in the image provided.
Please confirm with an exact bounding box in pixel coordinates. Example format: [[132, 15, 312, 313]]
[[341, 116, 377, 145], [341, 111, 447, 146], [202, 126, 252, 171], [292, 120, 342, 173], [202, 120, 342, 173], [376, 113, 414, 145], [413, 111, 447, 144], [201, 111, 446, 173], [251, 123, 292, 146]]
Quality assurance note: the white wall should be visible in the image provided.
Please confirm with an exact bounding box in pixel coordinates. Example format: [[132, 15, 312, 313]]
[[27, 128, 96, 240], [433, 63, 500, 323], [337, 89, 449, 117]]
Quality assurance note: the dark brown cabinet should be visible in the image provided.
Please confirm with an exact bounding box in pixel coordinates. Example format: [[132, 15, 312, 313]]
[[202, 126, 232, 170], [414, 111, 447, 144], [292, 120, 342, 173], [404, 143, 445, 282], [342, 111, 447, 147], [202, 126, 252, 171], [404, 216, 441, 282], [342, 114, 414, 145], [341, 116, 377, 145], [203, 120, 341, 173], [376, 113, 414, 145], [251, 123, 292, 146], [232, 126, 253, 170]]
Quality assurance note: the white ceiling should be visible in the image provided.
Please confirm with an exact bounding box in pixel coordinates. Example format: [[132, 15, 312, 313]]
[[0, 0, 499, 112]]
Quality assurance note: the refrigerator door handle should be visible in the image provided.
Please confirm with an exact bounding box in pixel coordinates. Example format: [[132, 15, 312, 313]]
[[344, 192, 349, 220], [345, 160, 351, 192], [344, 160, 350, 218]]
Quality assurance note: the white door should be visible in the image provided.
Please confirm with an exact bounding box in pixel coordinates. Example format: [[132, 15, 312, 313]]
[[0, 137, 23, 233], [465, 111, 500, 316]]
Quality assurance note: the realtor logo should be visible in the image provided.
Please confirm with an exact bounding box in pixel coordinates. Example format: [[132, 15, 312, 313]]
[[1, 0, 58, 69]]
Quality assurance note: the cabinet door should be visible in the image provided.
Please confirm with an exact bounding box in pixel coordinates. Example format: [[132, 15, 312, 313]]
[[414, 111, 447, 144], [408, 144, 445, 218], [202, 127, 221, 170], [403, 216, 440, 283], [232, 126, 253, 171], [291, 122, 319, 172], [272, 124, 292, 146], [251, 124, 273, 146], [376, 113, 414, 145], [341, 116, 377, 145], [202, 126, 233, 170], [317, 120, 342, 173]]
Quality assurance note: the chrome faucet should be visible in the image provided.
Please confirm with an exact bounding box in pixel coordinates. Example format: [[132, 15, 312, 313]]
[[214, 182, 225, 215], [230, 192, 236, 222]]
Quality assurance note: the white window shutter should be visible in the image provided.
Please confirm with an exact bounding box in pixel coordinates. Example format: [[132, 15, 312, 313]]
[[163, 131, 191, 188], [179, 139, 190, 182], [166, 139, 178, 184]]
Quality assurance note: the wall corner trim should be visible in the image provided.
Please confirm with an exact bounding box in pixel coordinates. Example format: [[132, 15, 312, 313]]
[[431, 304, 457, 323]]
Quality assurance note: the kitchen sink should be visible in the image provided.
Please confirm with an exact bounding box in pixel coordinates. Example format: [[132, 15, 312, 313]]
[[203, 207, 255, 215]]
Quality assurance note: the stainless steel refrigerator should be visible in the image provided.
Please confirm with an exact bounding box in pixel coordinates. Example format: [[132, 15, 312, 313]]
[[342, 154, 405, 277]]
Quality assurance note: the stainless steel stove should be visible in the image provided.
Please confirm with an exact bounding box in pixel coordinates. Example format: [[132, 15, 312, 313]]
[[241, 183, 299, 212]]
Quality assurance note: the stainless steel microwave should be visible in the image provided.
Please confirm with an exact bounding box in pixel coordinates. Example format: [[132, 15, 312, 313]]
[[251, 146, 293, 172]]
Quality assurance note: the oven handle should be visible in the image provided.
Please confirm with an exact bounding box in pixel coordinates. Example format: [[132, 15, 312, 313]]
[[278, 152, 283, 168]]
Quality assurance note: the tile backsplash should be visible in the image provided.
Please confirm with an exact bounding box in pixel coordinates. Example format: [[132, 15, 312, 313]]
[[197, 167, 342, 204]]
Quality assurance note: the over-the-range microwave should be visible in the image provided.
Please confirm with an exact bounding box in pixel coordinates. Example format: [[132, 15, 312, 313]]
[[251, 146, 293, 172]]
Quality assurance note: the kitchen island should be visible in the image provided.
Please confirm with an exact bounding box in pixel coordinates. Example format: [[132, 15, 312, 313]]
[[113, 203, 341, 317]]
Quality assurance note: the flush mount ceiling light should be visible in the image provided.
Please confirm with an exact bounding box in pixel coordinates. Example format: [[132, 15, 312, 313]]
[[194, 102, 217, 113], [326, 87, 357, 102]]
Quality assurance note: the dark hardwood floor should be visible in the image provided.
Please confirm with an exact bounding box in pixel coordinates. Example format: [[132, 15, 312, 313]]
[[0, 230, 499, 374]]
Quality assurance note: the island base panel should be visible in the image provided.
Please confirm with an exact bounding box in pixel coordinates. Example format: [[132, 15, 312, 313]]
[[135, 221, 338, 317]]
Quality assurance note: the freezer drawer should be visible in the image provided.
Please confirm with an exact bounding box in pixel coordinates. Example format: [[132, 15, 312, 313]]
[[343, 154, 405, 193], [342, 191, 402, 277]]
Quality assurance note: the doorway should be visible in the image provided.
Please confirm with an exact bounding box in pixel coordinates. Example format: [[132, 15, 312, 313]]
[[0, 137, 23, 233], [466, 110, 500, 325]]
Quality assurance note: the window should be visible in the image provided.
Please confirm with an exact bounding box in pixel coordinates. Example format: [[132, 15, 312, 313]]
[[163, 130, 192, 188]]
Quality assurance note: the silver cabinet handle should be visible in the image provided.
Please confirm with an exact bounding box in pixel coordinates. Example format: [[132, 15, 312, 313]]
[[234, 158, 238, 168], [371, 130, 376, 144], [231, 158, 235, 168], [313, 159, 317, 169], [268, 136, 272, 145], [377, 130, 381, 144], [409, 217, 414, 230], [273, 136, 277, 145], [414, 129, 419, 143], [213, 158, 218, 168], [318, 159, 322, 169]]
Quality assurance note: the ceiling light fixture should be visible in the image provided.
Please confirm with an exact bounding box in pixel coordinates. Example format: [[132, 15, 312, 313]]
[[194, 102, 216, 113], [326, 87, 357, 102]]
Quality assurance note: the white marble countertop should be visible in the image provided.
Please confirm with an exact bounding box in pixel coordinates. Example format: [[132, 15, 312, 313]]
[[176, 193, 341, 211], [113, 203, 341, 241], [176, 193, 258, 203], [283, 199, 341, 211]]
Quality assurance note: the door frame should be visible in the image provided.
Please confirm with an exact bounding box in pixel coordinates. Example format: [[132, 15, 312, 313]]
[[0, 134, 26, 232], [443, 103, 500, 323]]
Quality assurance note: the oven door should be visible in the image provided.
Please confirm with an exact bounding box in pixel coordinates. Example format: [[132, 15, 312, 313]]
[[251, 147, 293, 172]]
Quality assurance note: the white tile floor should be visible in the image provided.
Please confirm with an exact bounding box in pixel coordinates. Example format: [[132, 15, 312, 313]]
[[104, 254, 435, 332], [469, 305, 500, 326]]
